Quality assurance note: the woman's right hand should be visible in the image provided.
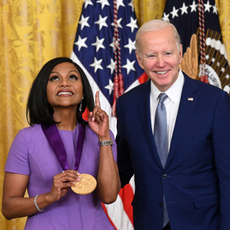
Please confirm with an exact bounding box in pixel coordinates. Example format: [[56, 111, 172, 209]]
[[2, 170, 81, 220], [48, 170, 81, 202]]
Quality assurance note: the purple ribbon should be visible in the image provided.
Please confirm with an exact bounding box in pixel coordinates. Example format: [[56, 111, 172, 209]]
[[41, 123, 85, 171]]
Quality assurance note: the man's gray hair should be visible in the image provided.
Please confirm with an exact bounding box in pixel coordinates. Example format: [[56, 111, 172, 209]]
[[135, 19, 181, 54]]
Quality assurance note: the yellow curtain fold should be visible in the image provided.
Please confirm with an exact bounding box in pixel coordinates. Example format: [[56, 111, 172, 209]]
[[0, 0, 230, 229], [135, 0, 166, 24], [216, 0, 230, 62]]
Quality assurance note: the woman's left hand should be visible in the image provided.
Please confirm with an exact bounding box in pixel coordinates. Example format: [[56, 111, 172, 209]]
[[88, 92, 121, 204], [88, 91, 110, 139]]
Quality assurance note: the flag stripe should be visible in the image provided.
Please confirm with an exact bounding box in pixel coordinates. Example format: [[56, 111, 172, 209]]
[[138, 73, 149, 84], [119, 184, 134, 224], [102, 204, 118, 230], [105, 195, 134, 230]]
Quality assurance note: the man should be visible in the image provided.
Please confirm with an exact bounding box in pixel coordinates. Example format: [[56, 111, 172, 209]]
[[116, 19, 230, 230]]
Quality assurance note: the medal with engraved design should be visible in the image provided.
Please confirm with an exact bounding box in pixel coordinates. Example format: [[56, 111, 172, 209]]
[[71, 173, 97, 195]]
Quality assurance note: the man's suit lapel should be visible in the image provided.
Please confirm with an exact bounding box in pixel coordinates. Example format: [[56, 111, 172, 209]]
[[166, 74, 199, 168], [136, 81, 163, 168]]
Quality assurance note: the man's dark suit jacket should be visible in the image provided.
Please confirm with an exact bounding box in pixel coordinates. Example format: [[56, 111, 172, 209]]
[[116, 72, 230, 230]]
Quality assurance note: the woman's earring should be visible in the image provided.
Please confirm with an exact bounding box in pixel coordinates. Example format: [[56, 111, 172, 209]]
[[79, 97, 84, 112]]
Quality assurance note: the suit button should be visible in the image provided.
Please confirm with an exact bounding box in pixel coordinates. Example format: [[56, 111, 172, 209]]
[[162, 174, 167, 179], [159, 202, 163, 207]]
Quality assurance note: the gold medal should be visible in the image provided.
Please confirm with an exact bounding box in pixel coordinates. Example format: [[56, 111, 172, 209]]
[[71, 173, 97, 195]]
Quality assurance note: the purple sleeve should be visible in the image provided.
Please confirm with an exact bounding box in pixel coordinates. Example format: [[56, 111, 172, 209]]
[[5, 129, 30, 175]]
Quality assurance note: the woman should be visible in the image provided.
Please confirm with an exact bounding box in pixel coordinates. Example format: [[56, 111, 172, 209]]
[[2, 57, 120, 230]]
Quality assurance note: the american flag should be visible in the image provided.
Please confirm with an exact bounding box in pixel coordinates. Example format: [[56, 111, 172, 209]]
[[162, 0, 230, 93], [71, 0, 147, 229]]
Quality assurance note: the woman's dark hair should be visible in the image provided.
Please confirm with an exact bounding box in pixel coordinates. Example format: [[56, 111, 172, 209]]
[[26, 57, 94, 126]]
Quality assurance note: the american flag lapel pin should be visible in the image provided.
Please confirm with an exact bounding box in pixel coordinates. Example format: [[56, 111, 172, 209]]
[[188, 98, 194, 101]]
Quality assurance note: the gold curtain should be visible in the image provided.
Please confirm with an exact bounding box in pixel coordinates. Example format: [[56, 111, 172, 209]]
[[0, 0, 229, 229], [216, 0, 230, 61], [0, 0, 84, 229]]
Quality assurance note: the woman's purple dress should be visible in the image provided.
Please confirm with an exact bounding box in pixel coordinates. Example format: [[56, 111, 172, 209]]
[[5, 124, 116, 230]]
